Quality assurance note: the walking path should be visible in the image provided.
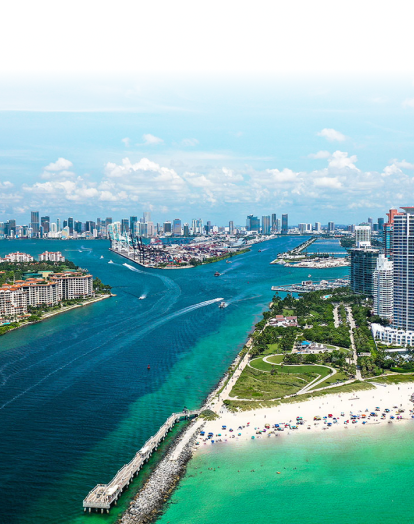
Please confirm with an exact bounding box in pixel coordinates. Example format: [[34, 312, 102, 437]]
[[346, 306, 363, 380]]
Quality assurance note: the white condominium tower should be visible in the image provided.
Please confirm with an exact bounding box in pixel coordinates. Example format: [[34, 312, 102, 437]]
[[393, 207, 414, 330], [373, 254, 393, 320], [355, 225, 371, 247]]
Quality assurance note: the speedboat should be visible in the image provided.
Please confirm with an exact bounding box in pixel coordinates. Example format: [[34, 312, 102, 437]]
[[139, 295, 146, 300], [214, 271, 221, 277], [219, 302, 227, 309]]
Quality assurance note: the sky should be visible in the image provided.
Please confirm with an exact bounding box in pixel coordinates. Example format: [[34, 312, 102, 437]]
[[1, 0, 414, 226]]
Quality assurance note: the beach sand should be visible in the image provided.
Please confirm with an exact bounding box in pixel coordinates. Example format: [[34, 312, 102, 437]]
[[196, 382, 414, 447]]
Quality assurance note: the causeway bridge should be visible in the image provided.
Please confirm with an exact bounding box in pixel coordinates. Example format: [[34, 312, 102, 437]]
[[83, 410, 200, 513]]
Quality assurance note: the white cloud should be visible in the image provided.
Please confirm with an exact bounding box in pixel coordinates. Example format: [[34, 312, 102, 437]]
[[392, 159, 414, 170], [328, 150, 358, 171], [402, 98, 414, 108], [313, 177, 342, 189], [308, 150, 331, 159], [317, 128, 346, 142], [0, 181, 13, 189], [44, 157, 73, 171], [181, 138, 199, 147], [142, 133, 164, 145], [122, 137, 131, 147]]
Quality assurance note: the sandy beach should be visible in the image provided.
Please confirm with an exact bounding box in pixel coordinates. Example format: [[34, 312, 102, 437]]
[[196, 382, 414, 447]]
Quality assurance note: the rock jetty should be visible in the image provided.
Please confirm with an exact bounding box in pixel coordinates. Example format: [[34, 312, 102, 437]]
[[120, 421, 204, 524]]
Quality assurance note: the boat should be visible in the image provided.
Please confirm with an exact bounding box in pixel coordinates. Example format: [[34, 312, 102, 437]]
[[147, 364, 150, 370], [214, 271, 221, 277], [100, 255, 104, 259], [219, 302, 227, 309], [258, 249, 262, 252], [226, 260, 232, 264], [139, 295, 146, 300]]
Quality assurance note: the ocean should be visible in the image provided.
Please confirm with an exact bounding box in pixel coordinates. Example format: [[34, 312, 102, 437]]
[[159, 423, 414, 524], [0, 237, 348, 523]]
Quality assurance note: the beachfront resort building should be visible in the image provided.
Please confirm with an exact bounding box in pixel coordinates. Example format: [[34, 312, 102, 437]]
[[371, 324, 414, 347], [373, 254, 393, 321], [268, 315, 298, 328]]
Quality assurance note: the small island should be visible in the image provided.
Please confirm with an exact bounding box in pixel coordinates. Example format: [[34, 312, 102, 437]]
[[0, 251, 112, 336]]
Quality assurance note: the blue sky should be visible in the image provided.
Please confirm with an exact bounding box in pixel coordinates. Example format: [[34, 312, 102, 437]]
[[1, 1, 414, 226]]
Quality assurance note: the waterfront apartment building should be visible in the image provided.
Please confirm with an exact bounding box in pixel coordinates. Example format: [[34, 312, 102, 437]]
[[355, 225, 371, 247], [0, 285, 28, 319], [373, 254, 393, 320], [328, 221, 335, 233], [350, 247, 379, 296], [246, 215, 260, 232], [50, 272, 93, 301], [281, 214, 288, 235], [21, 280, 59, 307], [393, 207, 414, 330], [262, 215, 271, 235], [0, 252, 34, 263], [271, 213, 277, 232], [39, 251, 65, 262]]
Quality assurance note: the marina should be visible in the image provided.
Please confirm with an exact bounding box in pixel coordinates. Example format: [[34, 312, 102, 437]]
[[271, 277, 350, 293]]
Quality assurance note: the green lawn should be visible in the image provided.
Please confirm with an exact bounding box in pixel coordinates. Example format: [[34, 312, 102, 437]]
[[230, 366, 317, 400], [282, 309, 295, 316], [308, 371, 349, 390]]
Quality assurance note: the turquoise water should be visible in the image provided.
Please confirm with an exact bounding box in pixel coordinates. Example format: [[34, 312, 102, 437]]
[[160, 423, 414, 524], [0, 236, 350, 523]]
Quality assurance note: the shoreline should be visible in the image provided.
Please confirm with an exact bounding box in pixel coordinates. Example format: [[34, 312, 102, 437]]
[[0, 294, 112, 337], [109, 247, 250, 270]]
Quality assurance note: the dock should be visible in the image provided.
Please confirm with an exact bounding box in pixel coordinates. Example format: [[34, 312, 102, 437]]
[[271, 277, 350, 293], [83, 410, 200, 513]]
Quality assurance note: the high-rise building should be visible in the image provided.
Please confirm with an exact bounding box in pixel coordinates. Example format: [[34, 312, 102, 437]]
[[368, 217, 373, 230], [130, 216, 138, 235], [328, 221, 335, 233], [350, 247, 379, 296], [298, 223, 307, 234], [143, 211, 151, 223], [271, 213, 277, 232], [314, 222, 321, 233], [121, 218, 129, 235], [378, 217, 384, 232], [373, 254, 393, 321], [163, 221, 172, 235], [68, 217, 74, 235], [30, 211, 39, 237], [246, 215, 260, 232], [41, 216, 50, 235], [183, 223, 190, 237], [229, 221, 234, 234], [281, 214, 288, 234], [393, 207, 414, 330], [276, 218, 282, 233], [262, 215, 270, 235], [173, 219, 182, 236], [56, 218, 61, 231], [355, 225, 371, 248], [383, 208, 400, 260]]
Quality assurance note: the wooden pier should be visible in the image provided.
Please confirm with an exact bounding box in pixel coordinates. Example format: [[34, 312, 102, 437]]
[[83, 410, 200, 513]]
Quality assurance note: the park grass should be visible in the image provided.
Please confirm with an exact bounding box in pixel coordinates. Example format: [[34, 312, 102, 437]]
[[283, 308, 295, 316], [308, 371, 349, 390], [249, 356, 331, 377], [261, 343, 281, 356], [230, 366, 316, 400], [366, 374, 414, 385], [225, 380, 375, 412]]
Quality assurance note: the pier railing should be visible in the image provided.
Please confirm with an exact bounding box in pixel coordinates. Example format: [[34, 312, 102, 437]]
[[83, 410, 200, 513]]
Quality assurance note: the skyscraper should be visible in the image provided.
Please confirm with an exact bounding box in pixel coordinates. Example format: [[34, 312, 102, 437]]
[[229, 221, 234, 234], [30, 211, 39, 237], [121, 218, 129, 235], [281, 214, 288, 235], [328, 221, 335, 233], [393, 207, 414, 330], [130, 216, 138, 234], [173, 219, 182, 236], [262, 215, 270, 235], [384, 208, 400, 260], [350, 247, 379, 296], [271, 213, 277, 232], [377, 217, 384, 232], [355, 225, 371, 247], [373, 254, 393, 321], [68, 217, 74, 235], [368, 217, 373, 230], [143, 211, 151, 223], [163, 221, 172, 235], [41, 216, 50, 235]]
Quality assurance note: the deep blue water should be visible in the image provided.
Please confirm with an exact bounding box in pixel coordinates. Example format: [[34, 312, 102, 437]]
[[0, 238, 349, 523]]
